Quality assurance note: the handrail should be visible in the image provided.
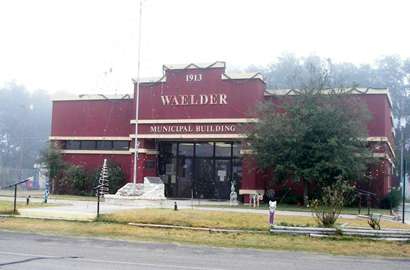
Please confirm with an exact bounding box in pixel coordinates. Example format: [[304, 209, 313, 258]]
[[354, 188, 376, 197], [1, 179, 29, 189], [0, 179, 30, 214]]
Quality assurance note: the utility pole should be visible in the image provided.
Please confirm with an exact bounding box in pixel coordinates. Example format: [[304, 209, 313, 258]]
[[403, 155, 406, 224], [401, 124, 406, 223], [132, 0, 143, 194], [403, 88, 410, 223]]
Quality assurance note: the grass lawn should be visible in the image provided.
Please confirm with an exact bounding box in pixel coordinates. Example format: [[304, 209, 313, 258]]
[[0, 200, 51, 215], [99, 209, 410, 230], [0, 217, 409, 258]]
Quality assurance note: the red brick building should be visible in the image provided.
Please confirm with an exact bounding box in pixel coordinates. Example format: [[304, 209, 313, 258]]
[[50, 62, 395, 201]]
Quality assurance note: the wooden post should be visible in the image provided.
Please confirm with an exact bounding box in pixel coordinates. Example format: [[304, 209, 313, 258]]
[[358, 195, 361, 215], [367, 194, 371, 216], [13, 184, 17, 214]]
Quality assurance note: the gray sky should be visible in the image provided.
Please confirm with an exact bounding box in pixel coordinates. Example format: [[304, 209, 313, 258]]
[[0, 0, 409, 95]]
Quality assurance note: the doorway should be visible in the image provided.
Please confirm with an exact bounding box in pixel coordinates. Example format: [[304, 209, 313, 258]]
[[158, 141, 241, 199]]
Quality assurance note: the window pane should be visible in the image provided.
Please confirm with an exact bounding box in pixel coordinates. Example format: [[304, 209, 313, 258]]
[[195, 142, 214, 157], [215, 142, 231, 157], [80, 140, 96, 150], [232, 142, 241, 157], [178, 143, 194, 157], [113, 141, 129, 150], [232, 158, 242, 184], [159, 142, 176, 157], [97, 141, 112, 150], [65, 140, 80, 150]]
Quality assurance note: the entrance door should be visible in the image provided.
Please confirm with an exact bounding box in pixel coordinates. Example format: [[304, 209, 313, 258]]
[[193, 158, 231, 200], [214, 159, 231, 200], [158, 141, 241, 199], [194, 158, 214, 199], [176, 157, 193, 198]]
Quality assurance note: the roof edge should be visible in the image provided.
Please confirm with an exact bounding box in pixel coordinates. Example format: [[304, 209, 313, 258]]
[[53, 93, 132, 101]]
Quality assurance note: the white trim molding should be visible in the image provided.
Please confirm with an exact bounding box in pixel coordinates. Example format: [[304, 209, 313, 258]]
[[239, 189, 265, 195], [50, 136, 131, 141], [130, 134, 246, 139], [59, 150, 130, 155], [129, 148, 159, 155], [367, 136, 395, 158], [240, 149, 255, 155], [130, 118, 257, 124]]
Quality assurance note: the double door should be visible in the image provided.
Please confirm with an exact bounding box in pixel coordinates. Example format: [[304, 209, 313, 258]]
[[193, 158, 231, 200], [158, 142, 239, 200]]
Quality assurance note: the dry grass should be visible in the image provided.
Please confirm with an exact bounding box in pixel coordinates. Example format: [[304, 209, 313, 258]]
[[100, 209, 410, 230], [0, 200, 51, 215], [202, 204, 393, 216], [0, 217, 409, 258]]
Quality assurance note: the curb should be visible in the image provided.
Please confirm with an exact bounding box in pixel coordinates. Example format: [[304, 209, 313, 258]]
[[0, 214, 94, 222], [270, 225, 410, 239]]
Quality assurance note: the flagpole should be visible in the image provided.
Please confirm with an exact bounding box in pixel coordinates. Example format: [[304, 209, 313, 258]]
[[132, 0, 143, 193]]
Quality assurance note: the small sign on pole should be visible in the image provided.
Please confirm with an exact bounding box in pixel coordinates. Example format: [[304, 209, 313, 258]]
[[269, 201, 277, 226]]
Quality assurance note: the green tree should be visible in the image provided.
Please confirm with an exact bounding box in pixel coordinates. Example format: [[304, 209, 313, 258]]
[[68, 165, 94, 195], [39, 144, 66, 194], [256, 54, 410, 188], [248, 86, 373, 205]]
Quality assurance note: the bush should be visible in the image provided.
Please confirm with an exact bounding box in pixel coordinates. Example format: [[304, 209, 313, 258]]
[[368, 214, 381, 230], [54, 160, 125, 195], [56, 165, 95, 195], [379, 188, 402, 209], [281, 194, 303, 204], [276, 187, 303, 204], [311, 178, 353, 227]]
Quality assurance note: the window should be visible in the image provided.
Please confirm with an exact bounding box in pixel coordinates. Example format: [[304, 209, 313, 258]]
[[113, 141, 129, 150], [215, 142, 231, 157], [65, 140, 80, 150], [179, 143, 194, 157], [159, 142, 177, 157], [97, 141, 113, 150], [195, 142, 214, 157], [80, 140, 96, 150], [232, 142, 241, 157], [62, 140, 129, 151]]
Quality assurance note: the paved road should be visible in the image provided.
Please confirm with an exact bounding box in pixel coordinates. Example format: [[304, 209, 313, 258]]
[[0, 231, 408, 270]]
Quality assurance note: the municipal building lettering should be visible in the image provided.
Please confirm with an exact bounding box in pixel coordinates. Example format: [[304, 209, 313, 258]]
[[149, 124, 236, 134], [160, 94, 228, 106]]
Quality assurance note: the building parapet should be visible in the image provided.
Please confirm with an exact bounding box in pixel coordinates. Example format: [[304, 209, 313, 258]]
[[53, 93, 132, 101], [265, 88, 393, 108]]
